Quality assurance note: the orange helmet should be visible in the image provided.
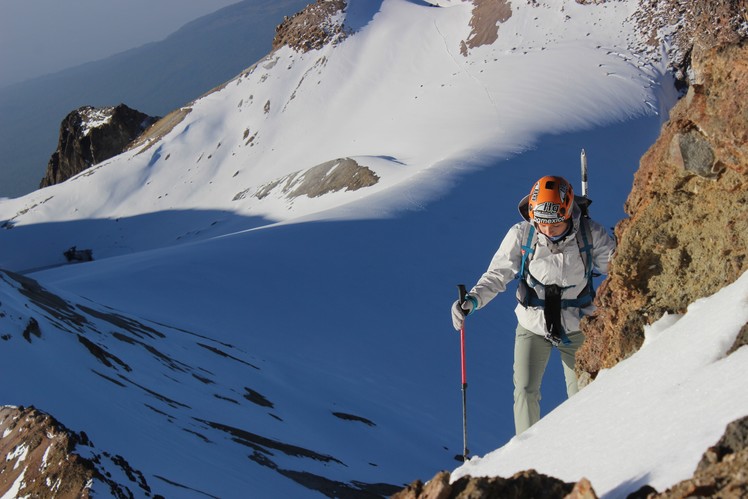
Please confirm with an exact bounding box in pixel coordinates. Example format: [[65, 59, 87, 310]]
[[528, 176, 574, 225]]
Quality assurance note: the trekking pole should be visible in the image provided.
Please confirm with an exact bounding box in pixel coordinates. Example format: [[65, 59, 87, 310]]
[[456, 284, 469, 462]]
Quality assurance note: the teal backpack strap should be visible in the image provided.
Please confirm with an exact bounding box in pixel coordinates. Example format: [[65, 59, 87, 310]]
[[518, 223, 536, 279]]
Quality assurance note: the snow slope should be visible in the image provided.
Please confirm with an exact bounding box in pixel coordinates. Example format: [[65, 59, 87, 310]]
[[0, 0, 725, 497], [453, 271, 748, 497]]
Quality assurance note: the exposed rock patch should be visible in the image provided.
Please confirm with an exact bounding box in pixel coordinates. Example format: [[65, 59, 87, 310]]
[[129, 107, 192, 154], [648, 415, 748, 498], [633, 0, 748, 88], [392, 469, 598, 499], [0, 405, 95, 498], [460, 0, 513, 56], [40, 104, 159, 188], [397, 416, 748, 498], [0, 405, 149, 498], [577, 41, 748, 378], [234, 157, 379, 202], [272, 0, 349, 53]]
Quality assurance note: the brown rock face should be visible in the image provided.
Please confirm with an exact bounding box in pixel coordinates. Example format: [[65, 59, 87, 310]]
[[40, 104, 158, 188], [633, 0, 748, 88], [577, 41, 748, 378], [649, 416, 748, 498], [0, 405, 152, 498], [460, 0, 513, 56], [252, 157, 379, 200], [272, 0, 348, 53], [392, 469, 597, 499], [0, 406, 96, 498]]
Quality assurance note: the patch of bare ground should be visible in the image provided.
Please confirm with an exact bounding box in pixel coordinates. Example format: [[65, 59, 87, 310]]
[[272, 0, 349, 53], [128, 107, 192, 154], [393, 469, 598, 499], [460, 0, 513, 56], [234, 157, 379, 202]]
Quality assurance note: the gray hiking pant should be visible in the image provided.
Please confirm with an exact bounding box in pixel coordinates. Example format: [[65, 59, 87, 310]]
[[513, 324, 584, 435]]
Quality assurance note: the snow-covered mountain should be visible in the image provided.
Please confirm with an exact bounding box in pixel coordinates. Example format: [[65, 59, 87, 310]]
[[1, 0, 745, 497], [0, 0, 310, 198]]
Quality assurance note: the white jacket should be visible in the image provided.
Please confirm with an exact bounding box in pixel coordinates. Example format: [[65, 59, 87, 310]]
[[469, 204, 616, 337]]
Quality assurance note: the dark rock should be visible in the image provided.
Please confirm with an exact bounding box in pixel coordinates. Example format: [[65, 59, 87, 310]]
[[627, 484, 658, 499], [727, 322, 748, 355], [64, 246, 94, 262], [697, 415, 748, 472], [40, 103, 159, 188], [676, 129, 718, 178]]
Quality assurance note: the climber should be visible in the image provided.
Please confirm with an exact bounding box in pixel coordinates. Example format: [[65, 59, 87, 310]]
[[451, 175, 616, 435]]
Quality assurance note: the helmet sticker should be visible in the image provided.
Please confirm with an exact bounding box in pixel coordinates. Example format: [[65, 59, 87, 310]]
[[530, 183, 540, 202]]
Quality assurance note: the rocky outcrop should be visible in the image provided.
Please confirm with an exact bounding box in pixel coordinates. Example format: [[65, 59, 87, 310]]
[[576, 40, 748, 379], [633, 0, 748, 89], [648, 415, 748, 498], [272, 0, 348, 53], [392, 469, 598, 499], [460, 0, 513, 56], [396, 414, 748, 498], [233, 157, 379, 202], [0, 405, 150, 498], [0, 406, 95, 498], [128, 107, 192, 155], [40, 104, 158, 188]]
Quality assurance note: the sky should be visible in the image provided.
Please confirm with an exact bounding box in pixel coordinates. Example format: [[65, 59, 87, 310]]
[[1, 0, 743, 497], [0, 0, 240, 88]]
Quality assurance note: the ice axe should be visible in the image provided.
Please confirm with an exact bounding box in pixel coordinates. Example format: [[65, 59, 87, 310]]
[[455, 284, 469, 462], [579, 148, 592, 218], [580, 148, 588, 199]]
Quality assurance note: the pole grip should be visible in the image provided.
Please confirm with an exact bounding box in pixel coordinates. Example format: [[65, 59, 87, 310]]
[[457, 284, 467, 305]]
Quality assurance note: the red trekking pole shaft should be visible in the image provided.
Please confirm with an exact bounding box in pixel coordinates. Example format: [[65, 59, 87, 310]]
[[457, 284, 469, 461]]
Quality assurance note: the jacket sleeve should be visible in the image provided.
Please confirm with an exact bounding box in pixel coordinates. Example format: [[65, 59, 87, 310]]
[[589, 219, 616, 275], [469, 223, 524, 309]]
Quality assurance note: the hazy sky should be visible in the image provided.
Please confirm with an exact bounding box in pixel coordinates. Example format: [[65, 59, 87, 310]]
[[0, 0, 241, 88]]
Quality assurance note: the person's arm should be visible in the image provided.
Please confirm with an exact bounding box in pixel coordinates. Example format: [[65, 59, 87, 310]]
[[469, 223, 525, 309], [589, 219, 616, 274]]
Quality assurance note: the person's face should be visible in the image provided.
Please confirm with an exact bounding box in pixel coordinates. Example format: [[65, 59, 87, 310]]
[[536, 220, 570, 238]]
